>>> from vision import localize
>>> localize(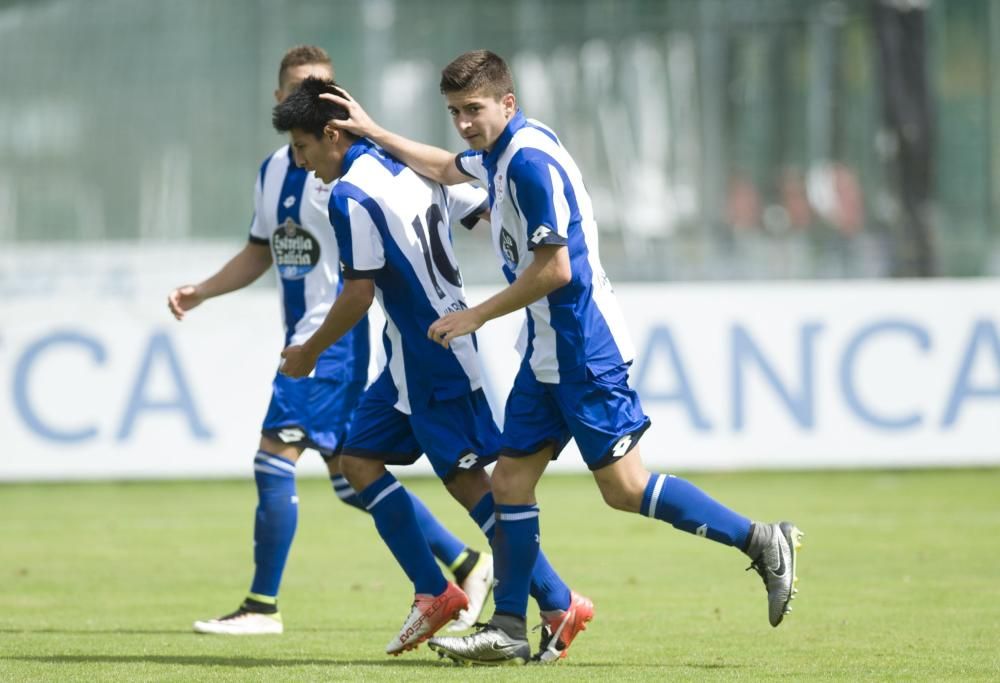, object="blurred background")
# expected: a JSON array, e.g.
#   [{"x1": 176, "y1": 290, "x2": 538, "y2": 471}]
[
  {"x1": 1, "y1": 0, "x2": 998, "y2": 479},
  {"x1": 2, "y1": 0, "x2": 1000, "y2": 280}
]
